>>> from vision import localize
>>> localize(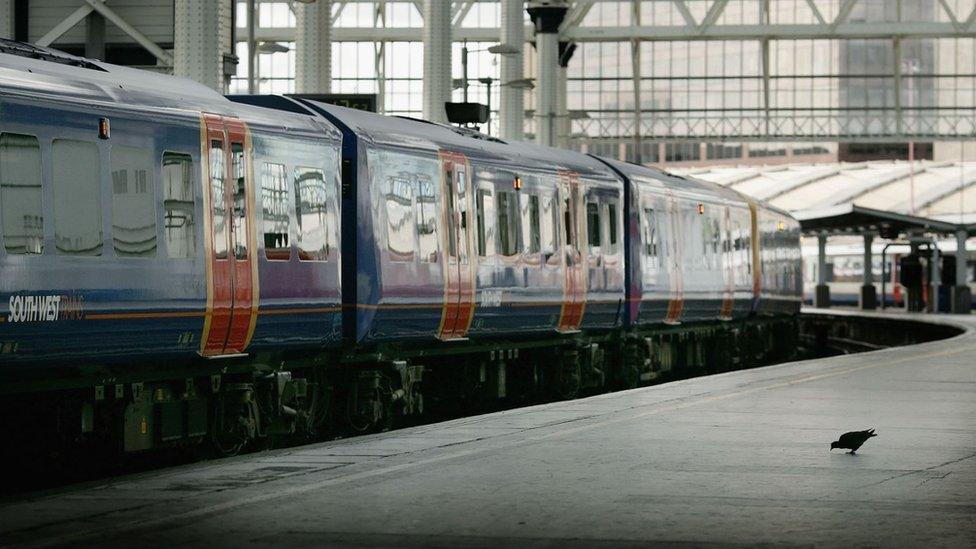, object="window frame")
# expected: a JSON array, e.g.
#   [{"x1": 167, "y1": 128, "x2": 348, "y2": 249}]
[
  {"x1": 161, "y1": 151, "x2": 197, "y2": 260},
  {"x1": 293, "y1": 165, "x2": 331, "y2": 262},
  {"x1": 52, "y1": 138, "x2": 103, "y2": 257},
  {"x1": 495, "y1": 189, "x2": 521, "y2": 258},
  {"x1": 260, "y1": 161, "x2": 291, "y2": 261},
  {"x1": 0, "y1": 132, "x2": 44, "y2": 256},
  {"x1": 110, "y1": 145, "x2": 157, "y2": 259}
]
